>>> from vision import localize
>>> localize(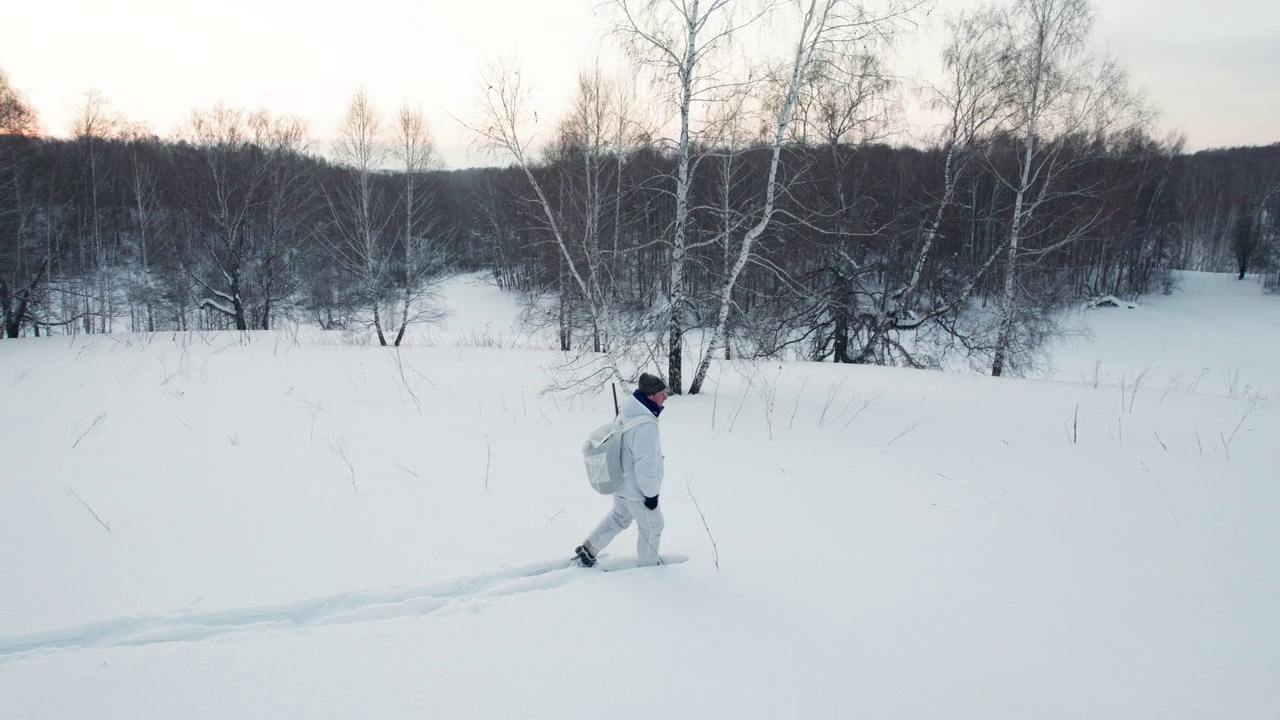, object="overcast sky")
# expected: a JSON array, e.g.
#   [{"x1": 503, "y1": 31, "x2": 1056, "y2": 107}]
[{"x1": 2, "y1": 0, "x2": 1275, "y2": 168}]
